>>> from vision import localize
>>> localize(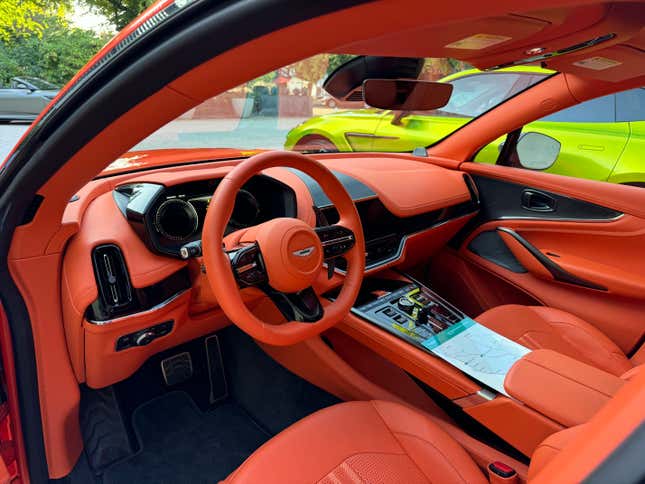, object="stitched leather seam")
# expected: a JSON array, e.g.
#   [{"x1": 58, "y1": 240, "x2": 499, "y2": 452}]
[{"x1": 370, "y1": 401, "x2": 470, "y2": 484}]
